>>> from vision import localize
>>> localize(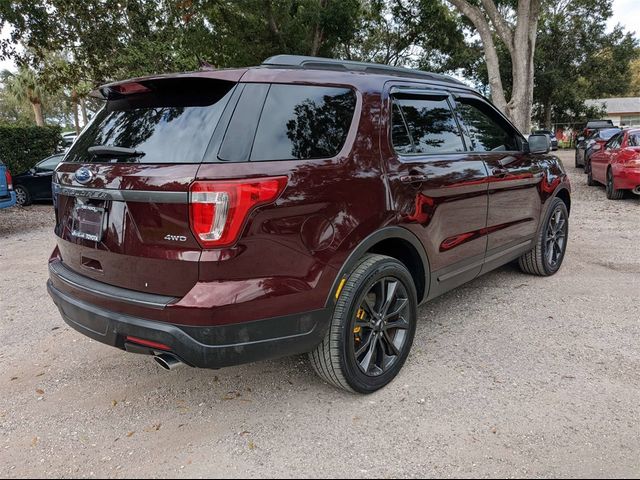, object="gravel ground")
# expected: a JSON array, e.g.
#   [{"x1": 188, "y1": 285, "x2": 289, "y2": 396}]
[{"x1": 0, "y1": 150, "x2": 638, "y2": 478}]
